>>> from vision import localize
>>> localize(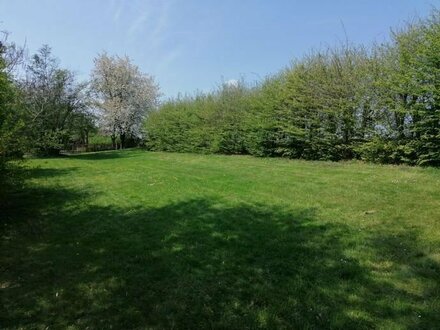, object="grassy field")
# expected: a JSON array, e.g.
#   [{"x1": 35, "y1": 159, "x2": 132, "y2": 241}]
[{"x1": 1, "y1": 149, "x2": 440, "y2": 329}]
